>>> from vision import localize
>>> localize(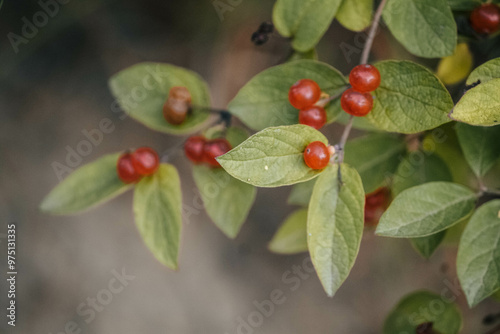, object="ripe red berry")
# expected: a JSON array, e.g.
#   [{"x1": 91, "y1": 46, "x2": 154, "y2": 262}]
[
  {"x1": 117, "y1": 153, "x2": 142, "y2": 184},
  {"x1": 349, "y1": 64, "x2": 381, "y2": 93},
  {"x1": 203, "y1": 138, "x2": 232, "y2": 168},
  {"x1": 131, "y1": 147, "x2": 160, "y2": 176},
  {"x1": 303, "y1": 141, "x2": 330, "y2": 170},
  {"x1": 364, "y1": 187, "x2": 391, "y2": 227},
  {"x1": 299, "y1": 106, "x2": 327, "y2": 129},
  {"x1": 288, "y1": 79, "x2": 322, "y2": 109},
  {"x1": 470, "y1": 4, "x2": 500, "y2": 34},
  {"x1": 340, "y1": 88, "x2": 373, "y2": 117},
  {"x1": 184, "y1": 136, "x2": 207, "y2": 164}
]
